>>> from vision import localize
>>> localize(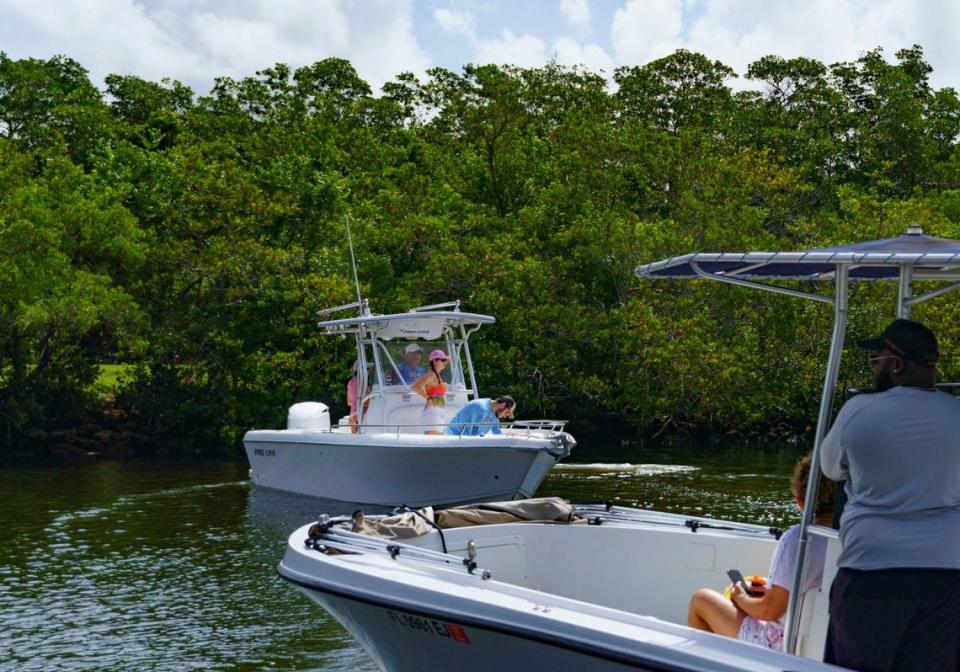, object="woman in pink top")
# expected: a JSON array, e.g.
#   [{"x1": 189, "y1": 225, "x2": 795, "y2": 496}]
[{"x1": 411, "y1": 350, "x2": 450, "y2": 434}]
